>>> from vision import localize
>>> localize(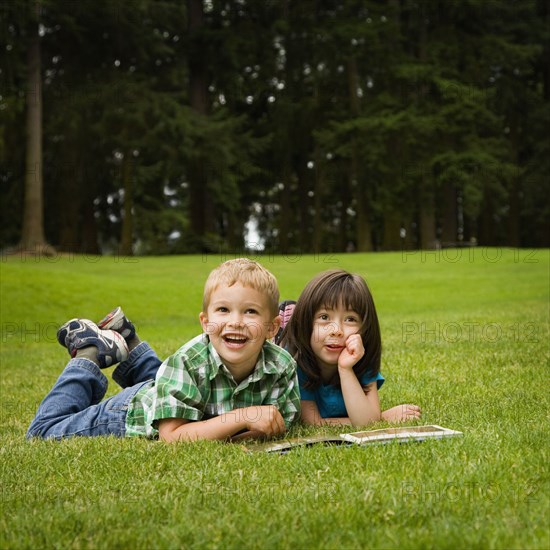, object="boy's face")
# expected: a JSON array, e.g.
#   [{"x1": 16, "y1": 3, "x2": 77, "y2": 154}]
[{"x1": 199, "y1": 283, "x2": 280, "y2": 382}]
